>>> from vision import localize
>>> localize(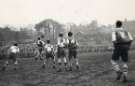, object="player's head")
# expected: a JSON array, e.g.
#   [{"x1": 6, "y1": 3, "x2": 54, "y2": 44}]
[
  {"x1": 116, "y1": 20, "x2": 122, "y2": 28},
  {"x1": 68, "y1": 31, "x2": 73, "y2": 37},
  {"x1": 46, "y1": 40, "x2": 50, "y2": 44},
  {"x1": 14, "y1": 42, "x2": 18, "y2": 46},
  {"x1": 59, "y1": 32, "x2": 63, "y2": 37},
  {"x1": 37, "y1": 37, "x2": 40, "y2": 40}
]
